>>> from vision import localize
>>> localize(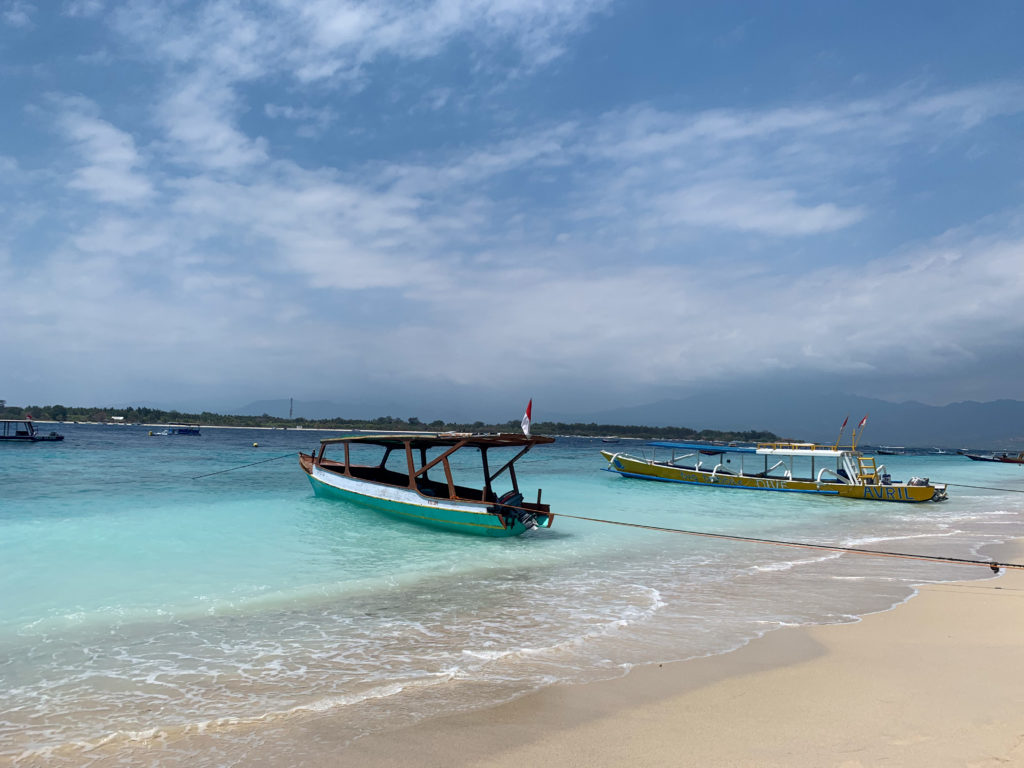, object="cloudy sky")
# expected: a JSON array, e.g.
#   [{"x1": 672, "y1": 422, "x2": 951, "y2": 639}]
[{"x1": 2, "y1": 1, "x2": 1023, "y2": 419}]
